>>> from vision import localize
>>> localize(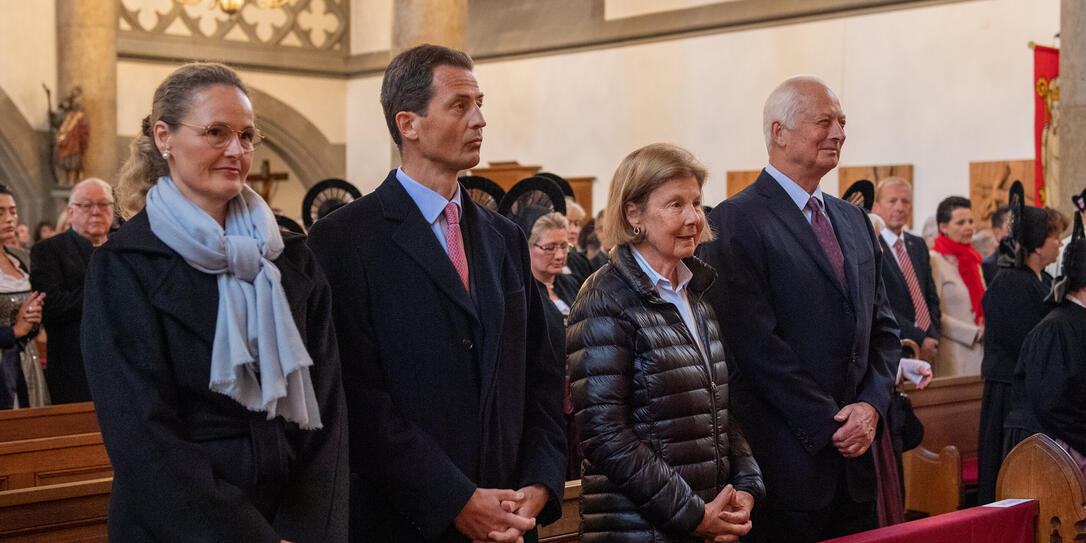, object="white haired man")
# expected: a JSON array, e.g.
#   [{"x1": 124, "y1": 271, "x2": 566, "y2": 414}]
[{"x1": 699, "y1": 76, "x2": 900, "y2": 541}]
